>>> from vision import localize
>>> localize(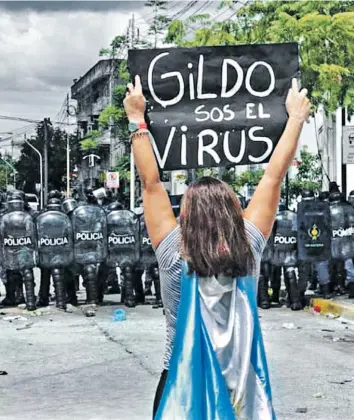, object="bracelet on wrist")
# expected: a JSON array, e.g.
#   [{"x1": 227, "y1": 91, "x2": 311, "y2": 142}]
[{"x1": 130, "y1": 129, "x2": 150, "y2": 142}]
